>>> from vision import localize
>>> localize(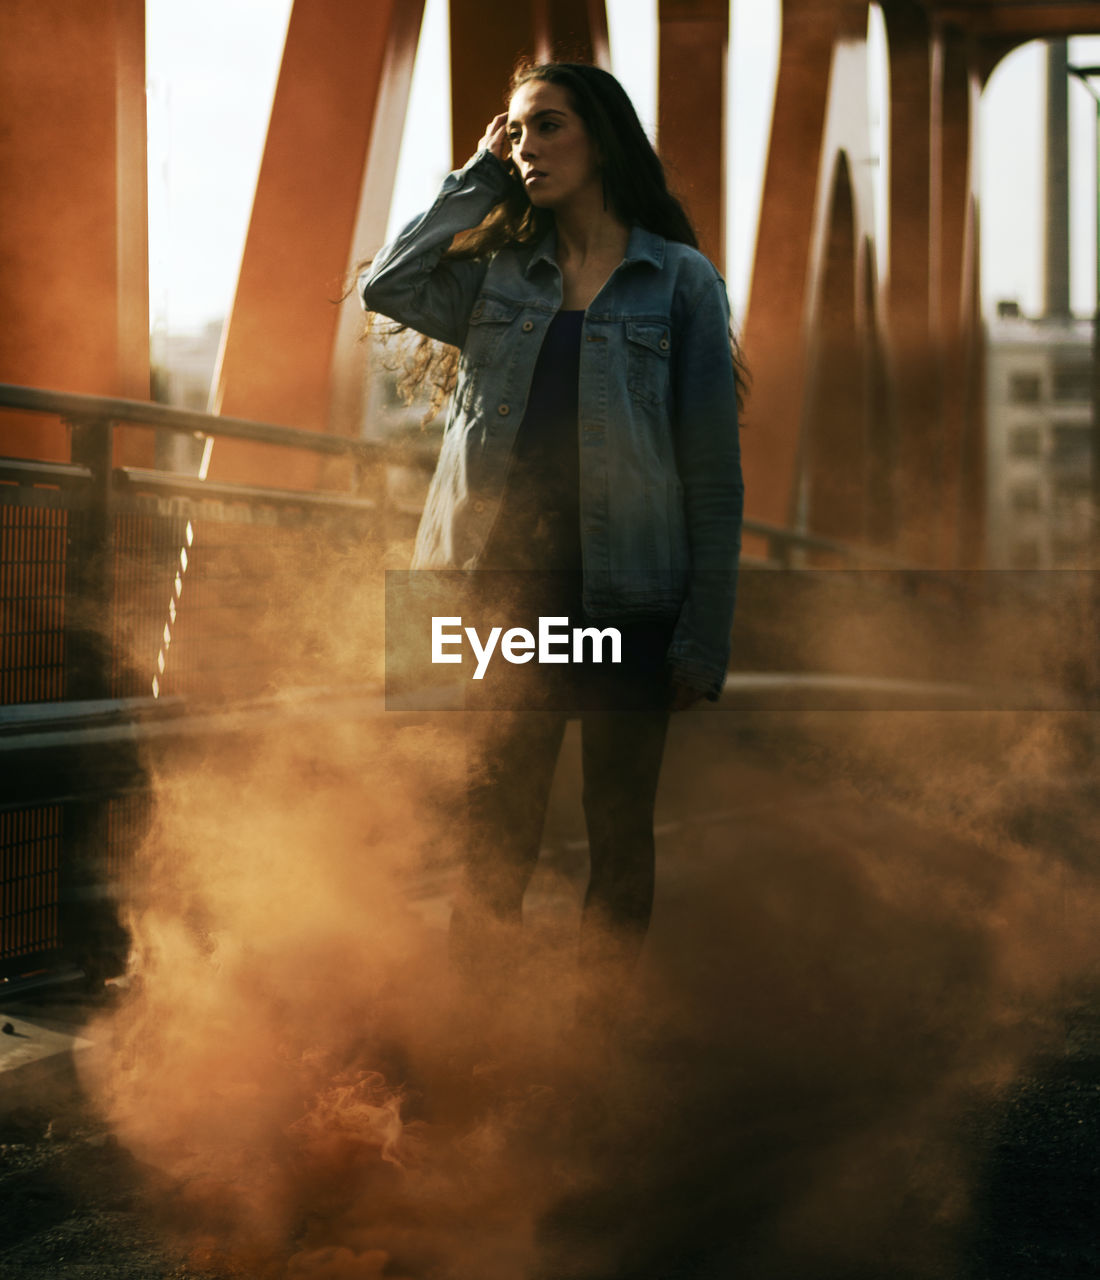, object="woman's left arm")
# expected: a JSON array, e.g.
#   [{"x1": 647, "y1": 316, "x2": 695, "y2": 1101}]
[{"x1": 667, "y1": 276, "x2": 745, "y2": 702}]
